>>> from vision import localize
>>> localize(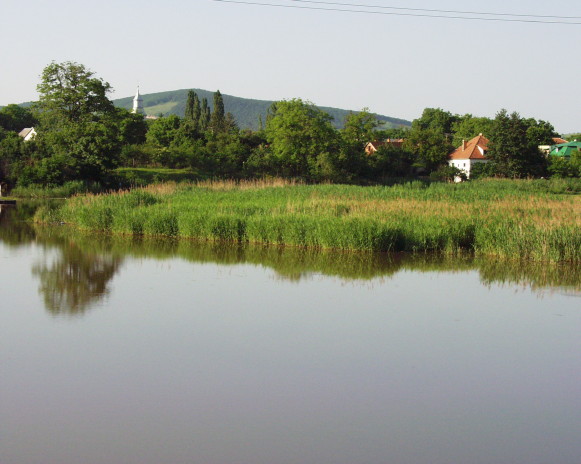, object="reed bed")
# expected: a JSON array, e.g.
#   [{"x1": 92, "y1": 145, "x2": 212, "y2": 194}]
[{"x1": 35, "y1": 179, "x2": 581, "y2": 262}]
